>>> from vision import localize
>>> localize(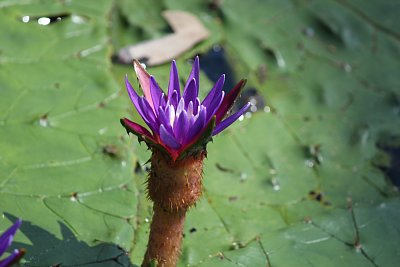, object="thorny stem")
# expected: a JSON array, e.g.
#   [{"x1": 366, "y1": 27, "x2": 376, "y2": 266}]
[
  {"x1": 143, "y1": 204, "x2": 186, "y2": 267},
  {"x1": 142, "y1": 150, "x2": 205, "y2": 267}
]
